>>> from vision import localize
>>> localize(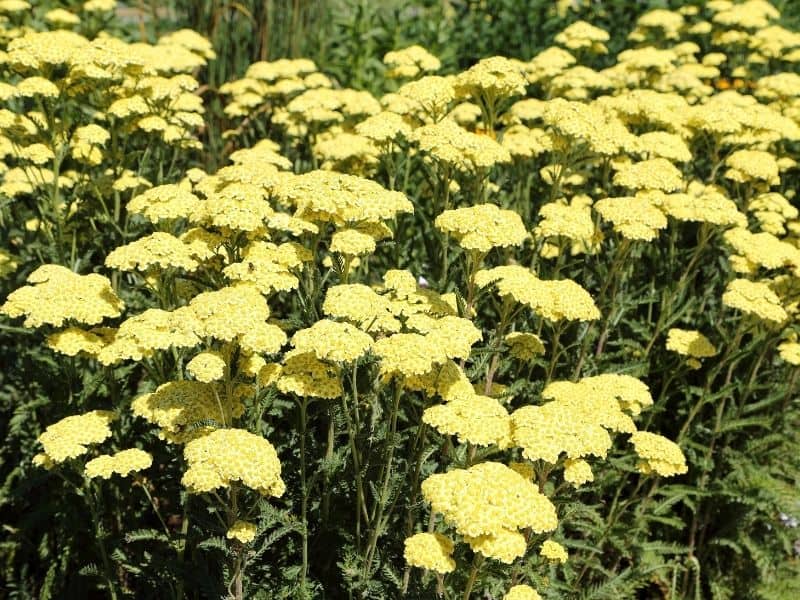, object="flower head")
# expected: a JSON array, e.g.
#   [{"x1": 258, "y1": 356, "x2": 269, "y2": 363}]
[
  {"x1": 435, "y1": 204, "x2": 528, "y2": 253},
  {"x1": 465, "y1": 528, "x2": 527, "y2": 563},
  {"x1": 421, "y1": 462, "x2": 557, "y2": 537},
  {"x1": 540, "y1": 539, "x2": 569, "y2": 563},
  {"x1": 384, "y1": 45, "x2": 441, "y2": 79},
  {"x1": 1, "y1": 265, "x2": 123, "y2": 328},
  {"x1": 665, "y1": 329, "x2": 717, "y2": 358},
  {"x1": 722, "y1": 279, "x2": 788, "y2": 323},
  {"x1": 85, "y1": 448, "x2": 152, "y2": 479},
  {"x1": 291, "y1": 320, "x2": 373, "y2": 363},
  {"x1": 629, "y1": 431, "x2": 688, "y2": 477},
  {"x1": 37, "y1": 410, "x2": 116, "y2": 464},
  {"x1": 182, "y1": 429, "x2": 284, "y2": 496},
  {"x1": 503, "y1": 585, "x2": 542, "y2": 600},
  {"x1": 226, "y1": 521, "x2": 258, "y2": 544},
  {"x1": 403, "y1": 532, "x2": 455, "y2": 573},
  {"x1": 424, "y1": 394, "x2": 512, "y2": 447}
]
